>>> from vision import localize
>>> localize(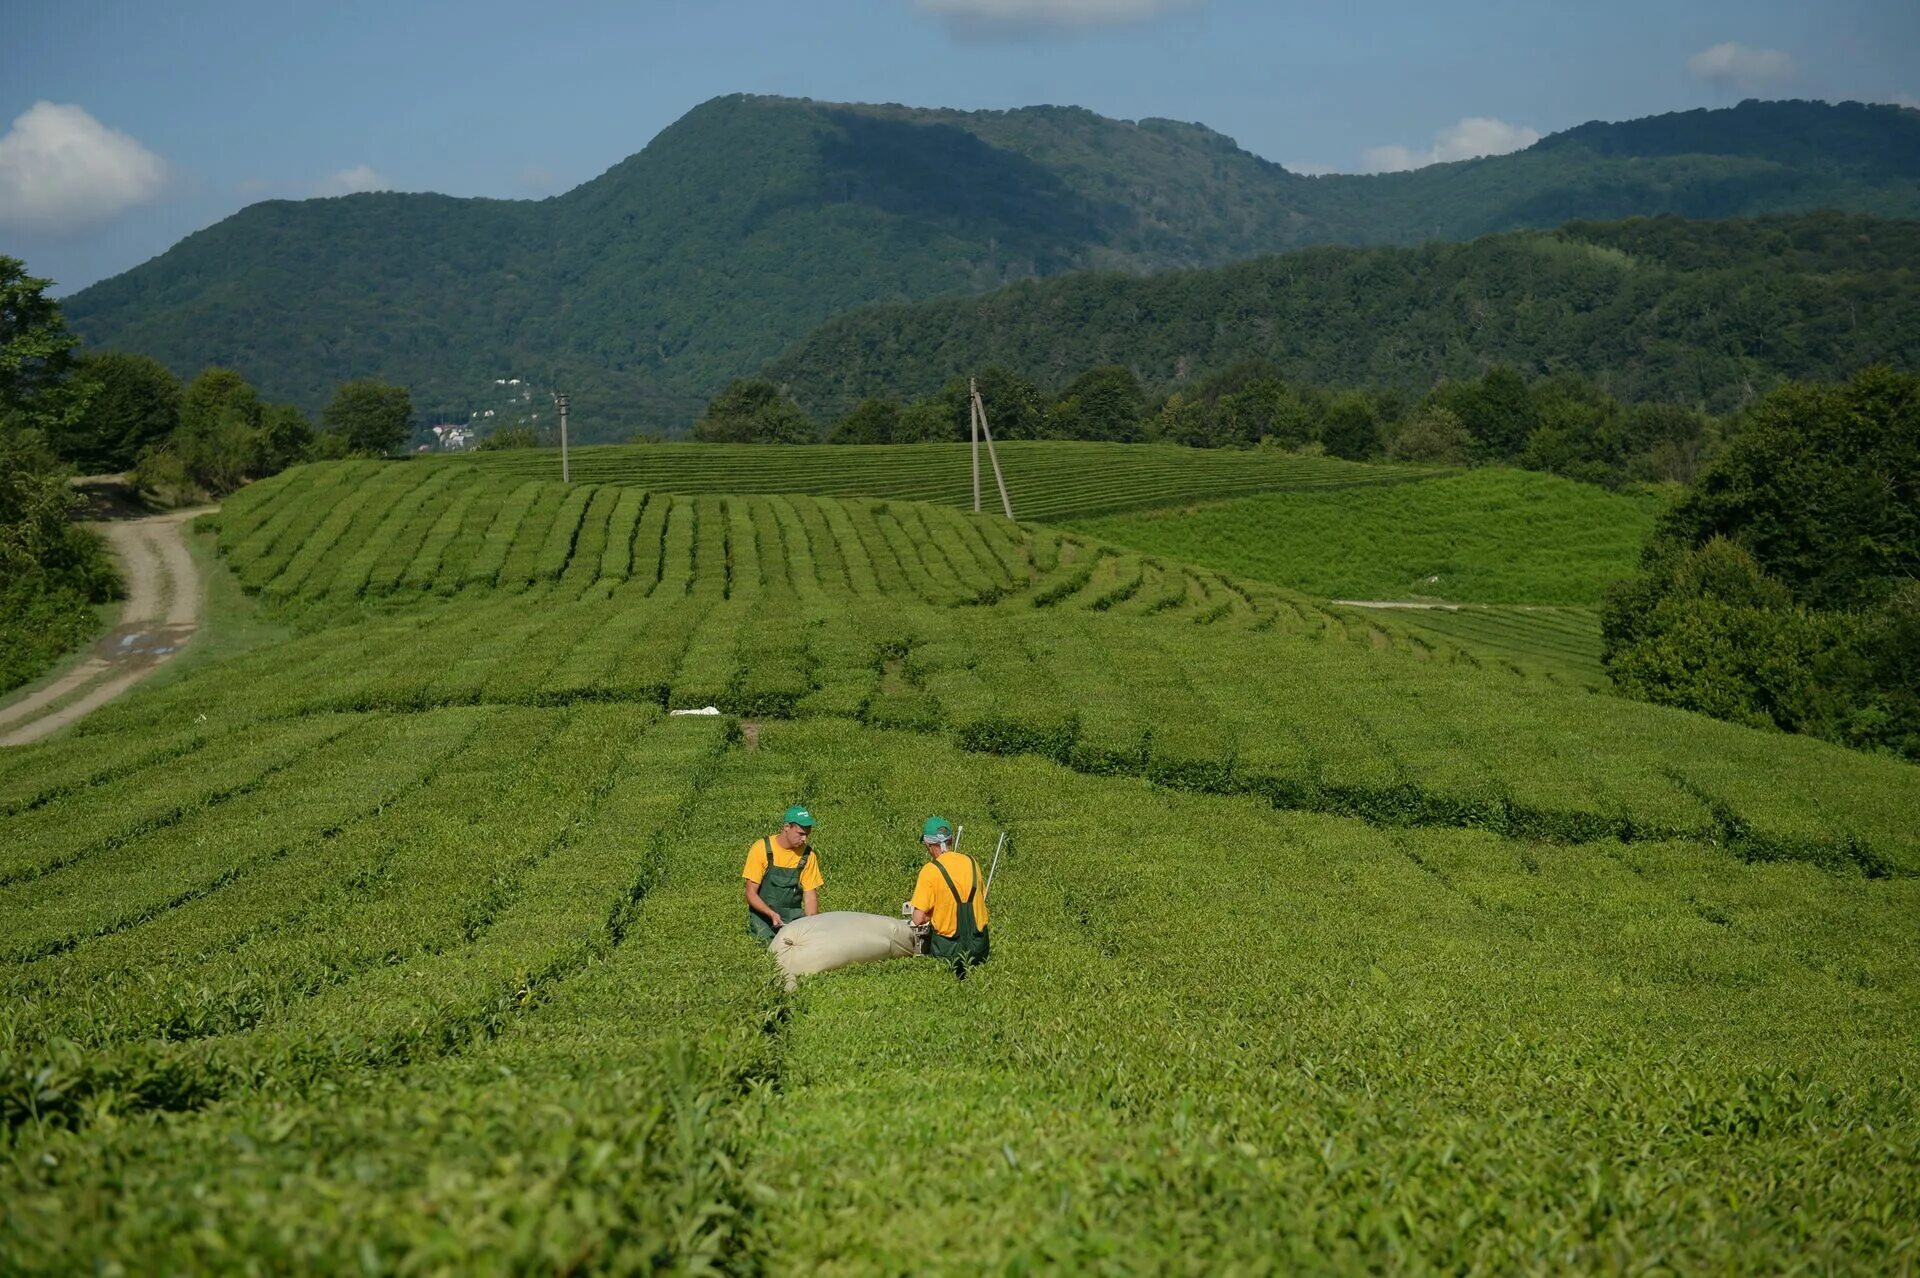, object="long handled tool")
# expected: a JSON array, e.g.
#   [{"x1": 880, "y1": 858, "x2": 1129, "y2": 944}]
[{"x1": 983, "y1": 831, "x2": 1007, "y2": 901}]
